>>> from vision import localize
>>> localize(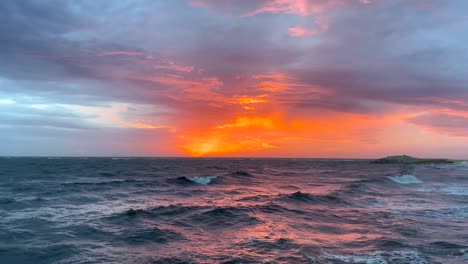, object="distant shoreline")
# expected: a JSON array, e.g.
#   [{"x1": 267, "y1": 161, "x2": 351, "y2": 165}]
[{"x1": 372, "y1": 155, "x2": 456, "y2": 164}]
